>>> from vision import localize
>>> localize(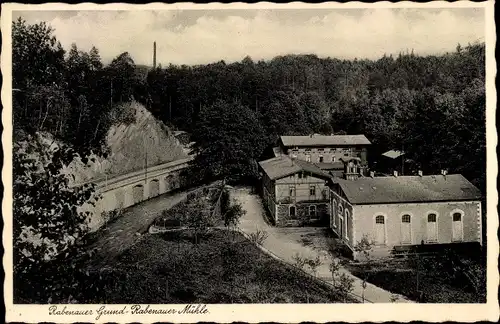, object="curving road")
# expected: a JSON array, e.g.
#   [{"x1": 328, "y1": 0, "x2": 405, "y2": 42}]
[
  {"x1": 232, "y1": 186, "x2": 414, "y2": 303},
  {"x1": 83, "y1": 187, "x2": 200, "y2": 268}
]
